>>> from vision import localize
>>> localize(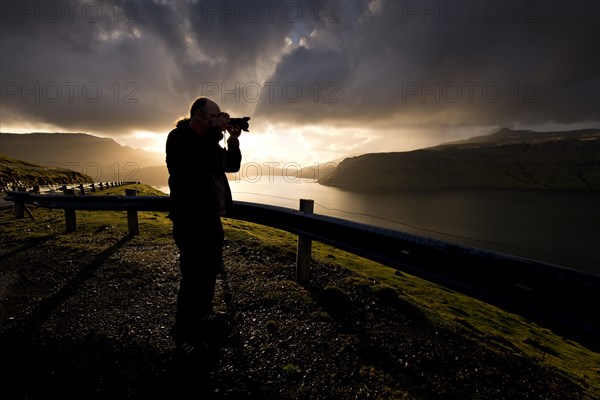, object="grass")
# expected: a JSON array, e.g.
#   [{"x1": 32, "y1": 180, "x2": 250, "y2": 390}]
[
  {"x1": 281, "y1": 363, "x2": 302, "y2": 375},
  {"x1": 1, "y1": 183, "x2": 599, "y2": 397}
]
